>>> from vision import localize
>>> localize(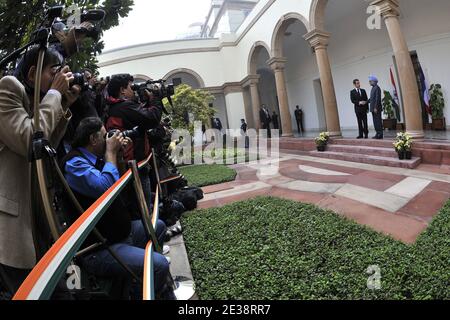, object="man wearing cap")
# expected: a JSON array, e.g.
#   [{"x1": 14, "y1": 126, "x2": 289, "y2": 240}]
[{"x1": 369, "y1": 75, "x2": 383, "y2": 139}]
